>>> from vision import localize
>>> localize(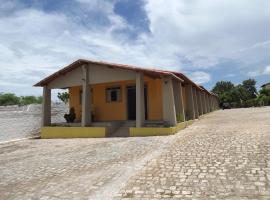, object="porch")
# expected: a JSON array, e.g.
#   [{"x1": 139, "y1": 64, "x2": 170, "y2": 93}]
[
  {"x1": 35, "y1": 59, "x2": 219, "y2": 138},
  {"x1": 42, "y1": 120, "x2": 191, "y2": 138}
]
